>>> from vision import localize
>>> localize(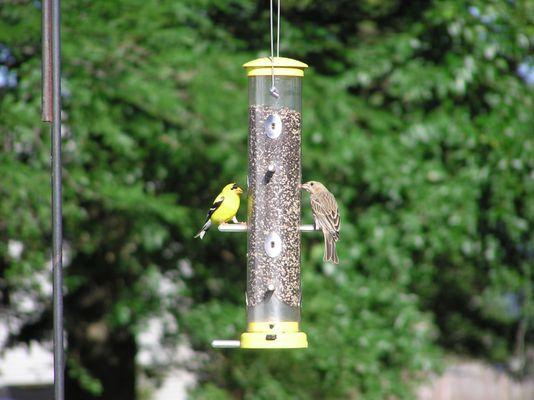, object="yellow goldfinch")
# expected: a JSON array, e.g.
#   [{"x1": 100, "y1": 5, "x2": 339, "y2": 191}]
[
  {"x1": 195, "y1": 183, "x2": 244, "y2": 239},
  {"x1": 301, "y1": 181, "x2": 340, "y2": 264}
]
